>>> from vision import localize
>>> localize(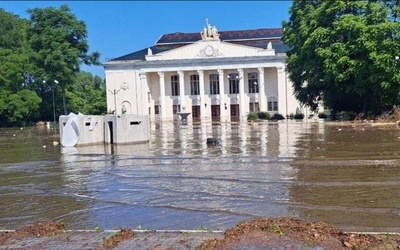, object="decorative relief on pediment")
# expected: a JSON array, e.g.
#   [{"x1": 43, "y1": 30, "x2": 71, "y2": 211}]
[{"x1": 198, "y1": 45, "x2": 222, "y2": 58}]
